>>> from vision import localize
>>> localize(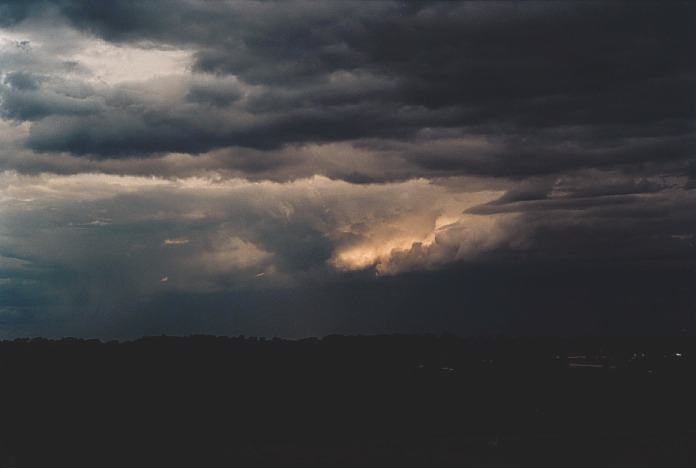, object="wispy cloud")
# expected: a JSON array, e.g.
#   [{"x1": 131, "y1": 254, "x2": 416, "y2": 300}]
[{"x1": 163, "y1": 238, "x2": 189, "y2": 246}]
